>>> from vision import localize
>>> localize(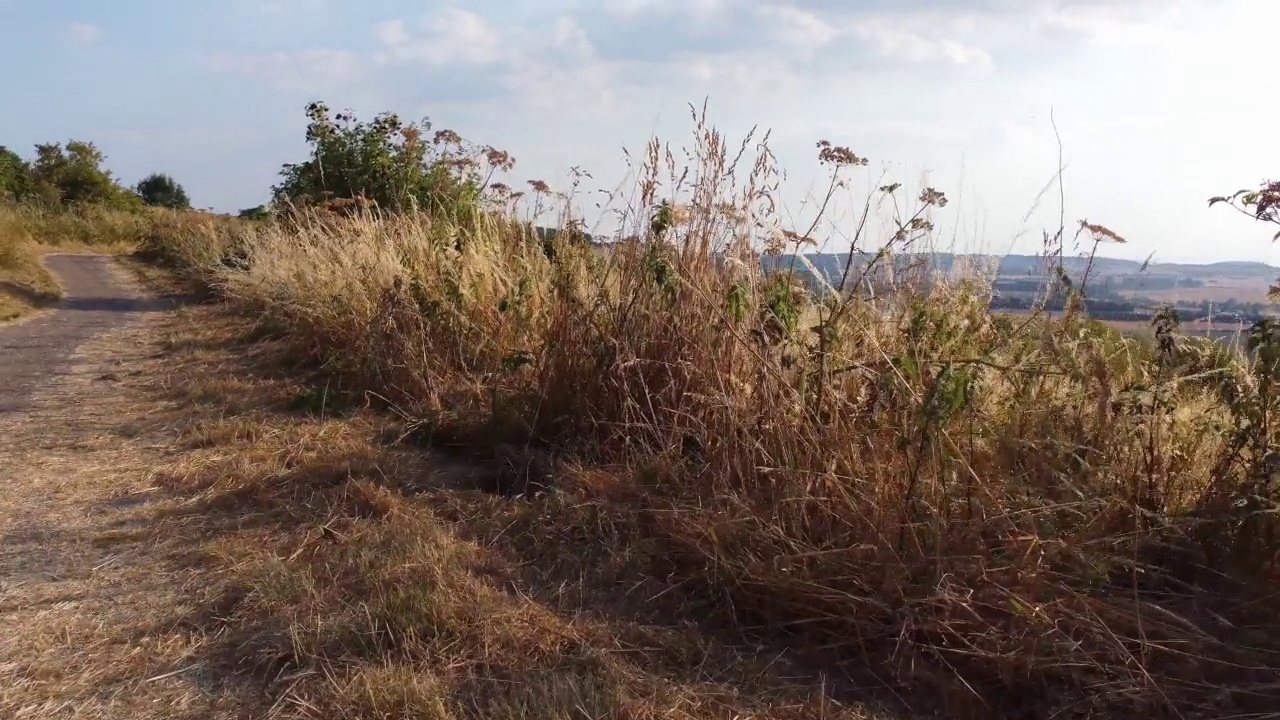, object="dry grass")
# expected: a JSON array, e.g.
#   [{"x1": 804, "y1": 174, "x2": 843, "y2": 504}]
[
  {"x1": 119, "y1": 306, "x2": 897, "y2": 720},
  {"x1": 6, "y1": 202, "x2": 152, "y2": 251},
  {"x1": 1104, "y1": 318, "x2": 1250, "y2": 343},
  {"x1": 0, "y1": 202, "x2": 161, "y2": 320},
  {"x1": 122, "y1": 119, "x2": 1280, "y2": 719},
  {"x1": 0, "y1": 207, "x2": 60, "y2": 321},
  {"x1": 0, "y1": 307, "x2": 251, "y2": 718}
]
